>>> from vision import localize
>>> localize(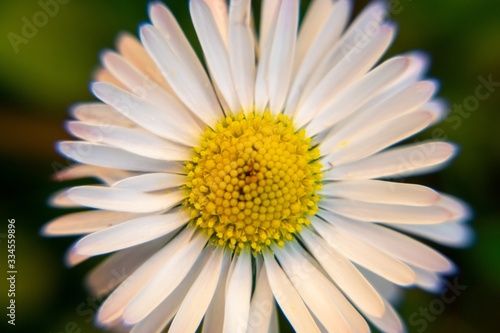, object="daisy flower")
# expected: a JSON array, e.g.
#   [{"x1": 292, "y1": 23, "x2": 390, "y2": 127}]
[{"x1": 44, "y1": 0, "x2": 473, "y2": 332}]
